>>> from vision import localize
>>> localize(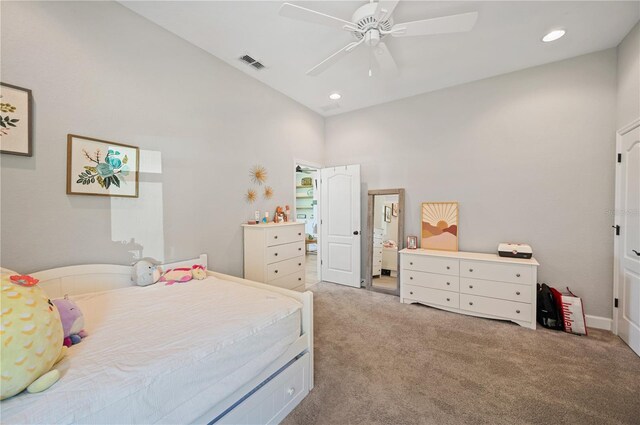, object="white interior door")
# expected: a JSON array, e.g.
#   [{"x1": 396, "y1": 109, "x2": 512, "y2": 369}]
[
  {"x1": 615, "y1": 122, "x2": 640, "y2": 357},
  {"x1": 320, "y1": 165, "x2": 361, "y2": 287}
]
